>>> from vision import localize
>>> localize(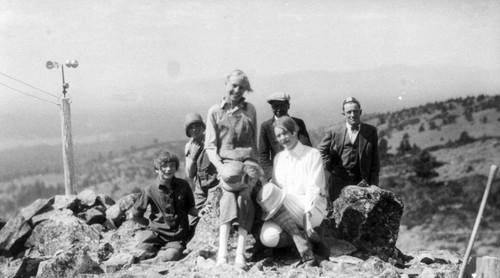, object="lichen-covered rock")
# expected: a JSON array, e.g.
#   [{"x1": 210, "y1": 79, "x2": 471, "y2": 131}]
[
  {"x1": 97, "y1": 193, "x2": 116, "y2": 208},
  {"x1": 0, "y1": 198, "x2": 53, "y2": 257},
  {"x1": 98, "y1": 242, "x2": 114, "y2": 262},
  {"x1": 79, "y1": 206, "x2": 107, "y2": 225},
  {"x1": 102, "y1": 253, "x2": 138, "y2": 273},
  {"x1": 186, "y1": 186, "x2": 223, "y2": 255},
  {"x1": 410, "y1": 250, "x2": 462, "y2": 265},
  {"x1": 403, "y1": 250, "x2": 461, "y2": 278},
  {"x1": 10, "y1": 256, "x2": 46, "y2": 278},
  {"x1": 326, "y1": 185, "x2": 404, "y2": 262},
  {"x1": 36, "y1": 246, "x2": 103, "y2": 277},
  {"x1": 25, "y1": 213, "x2": 100, "y2": 256},
  {"x1": 78, "y1": 189, "x2": 104, "y2": 208},
  {"x1": 106, "y1": 193, "x2": 139, "y2": 227},
  {"x1": 31, "y1": 208, "x2": 73, "y2": 226},
  {"x1": 419, "y1": 267, "x2": 438, "y2": 278},
  {"x1": 50, "y1": 195, "x2": 79, "y2": 212}
]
